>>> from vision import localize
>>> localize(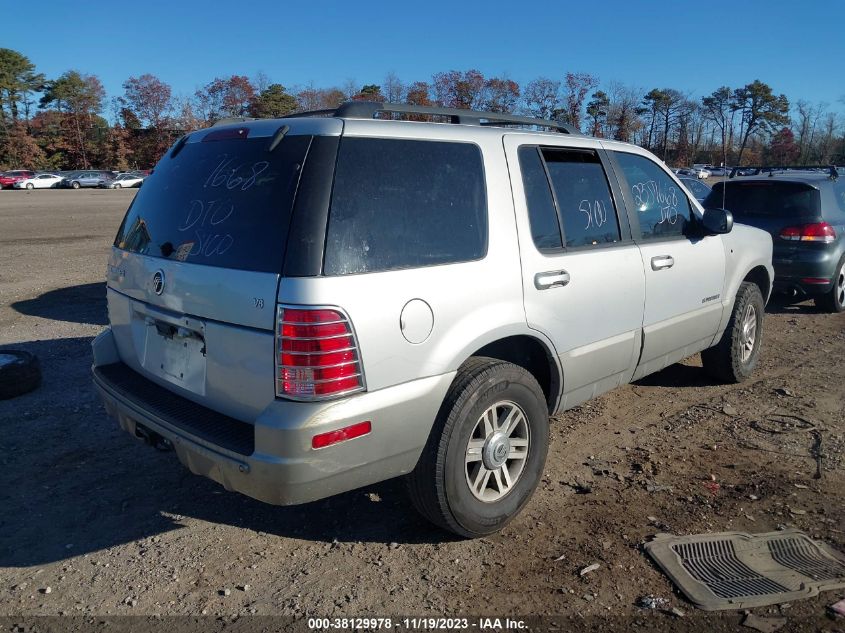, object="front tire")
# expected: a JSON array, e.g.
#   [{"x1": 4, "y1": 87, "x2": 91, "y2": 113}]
[
  {"x1": 71, "y1": 181, "x2": 80, "y2": 189},
  {"x1": 701, "y1": 281, "x2": 765, "y2": 382},
  {"x1": 407, "y1": 357, "x2": 549, "y2": 538},
  {"x1": 25, "y1": 183, "x2": 34, "y2": 190},
  {"x1": 113, "y1": 183, "x2": 121, "y2": 189},
  {"x1": 815, "y1": 255, "x2": 845, "y2": 313}
]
